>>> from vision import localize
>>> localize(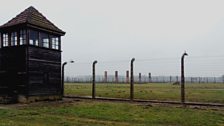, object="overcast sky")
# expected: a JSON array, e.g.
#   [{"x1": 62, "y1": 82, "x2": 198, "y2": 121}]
[{"x1": 1, "y1": 0, "x2": 224, "y2": 77}]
